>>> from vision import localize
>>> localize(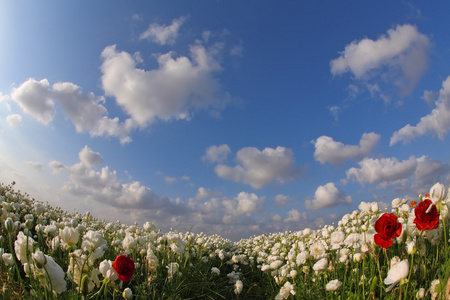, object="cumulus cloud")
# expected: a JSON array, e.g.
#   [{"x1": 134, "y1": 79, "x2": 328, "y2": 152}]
[
  {"x1": 188, "y1": 190, "x2": 265, "y2": 225},
  {"x1": 10, "y1": 78, "x2": 132, "y2": 144},
  {"x1": 6, "y1": 114, "x2": 22, "y2": 127},
  {"x1": 313, "y1": 132, "x2": 380, "y2": 167},
  {"x1": 273, "y1": 194, "x2": 295, "y2": 207},
  {"x1": 390, "y1": 76, "x2": 450, "y2": 145},
  {"x1": 284, "y1": 209, "x2": 307, "y2": 223},
  {"x1": 140, "y1": 16, "x2": 187, "y2": 45},
  {"x1": 214, "y1": 146, "x2": 302, "y2": 189},
  {"x1": 331, "y1": 24, "x2": 430, "y2": 96},
  {"x1": 11, "y1": 78, "x2": 55, "y2": 124},
  {"x1": 203, "y1": 144, "x2": 231, "y2": 163},
  {"x1": 48, "y1": 161, "x2": 67, "y2": 174},
  {"x1": 53, "y1": 82, "x2": 132, "y2": 144},
  {"x1": 51, "y1": 146, "x2": 187, "y2": 216},
  {"x1": 100, "y1": 44, "x2": 228, "y2": 127},
  {"x1": 305, "y1": 182, "x2": 352, "y2": 210},
  {"x1": 346, "y1": 156, "x2": 418, "y2": 186}
]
